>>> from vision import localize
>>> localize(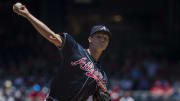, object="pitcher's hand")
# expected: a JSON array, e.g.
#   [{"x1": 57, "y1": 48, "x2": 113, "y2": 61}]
[{"x1": 13, "y1": 2, "x2": 30, "y2": 18}]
